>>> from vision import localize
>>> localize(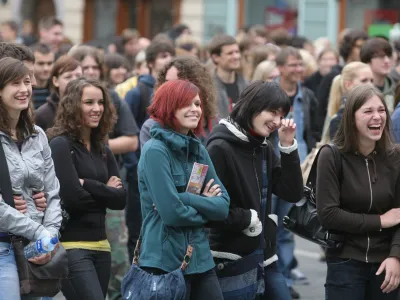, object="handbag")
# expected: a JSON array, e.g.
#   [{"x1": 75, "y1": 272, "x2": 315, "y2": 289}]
[
  {"x1": 214, "y1": 145, "x2": 272, "y2": 300},
  {"x1": 0, "y1": 140, "x2": 69, "y2": 297},
  {"x1": 121, "y1": 232, "x2": 193, "y2": 300},
  {"x1": 283, "y1": 144, "x2": 345, "y2": 249}
]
